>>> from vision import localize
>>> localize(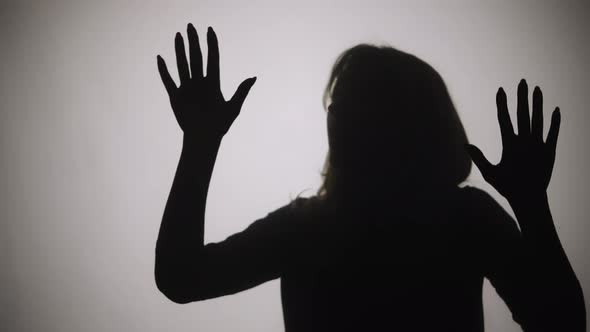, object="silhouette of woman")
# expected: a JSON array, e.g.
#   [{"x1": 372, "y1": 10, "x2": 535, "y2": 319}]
[{"x1": 154, "y1": 24, "x2": 586, "y2": 331}]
